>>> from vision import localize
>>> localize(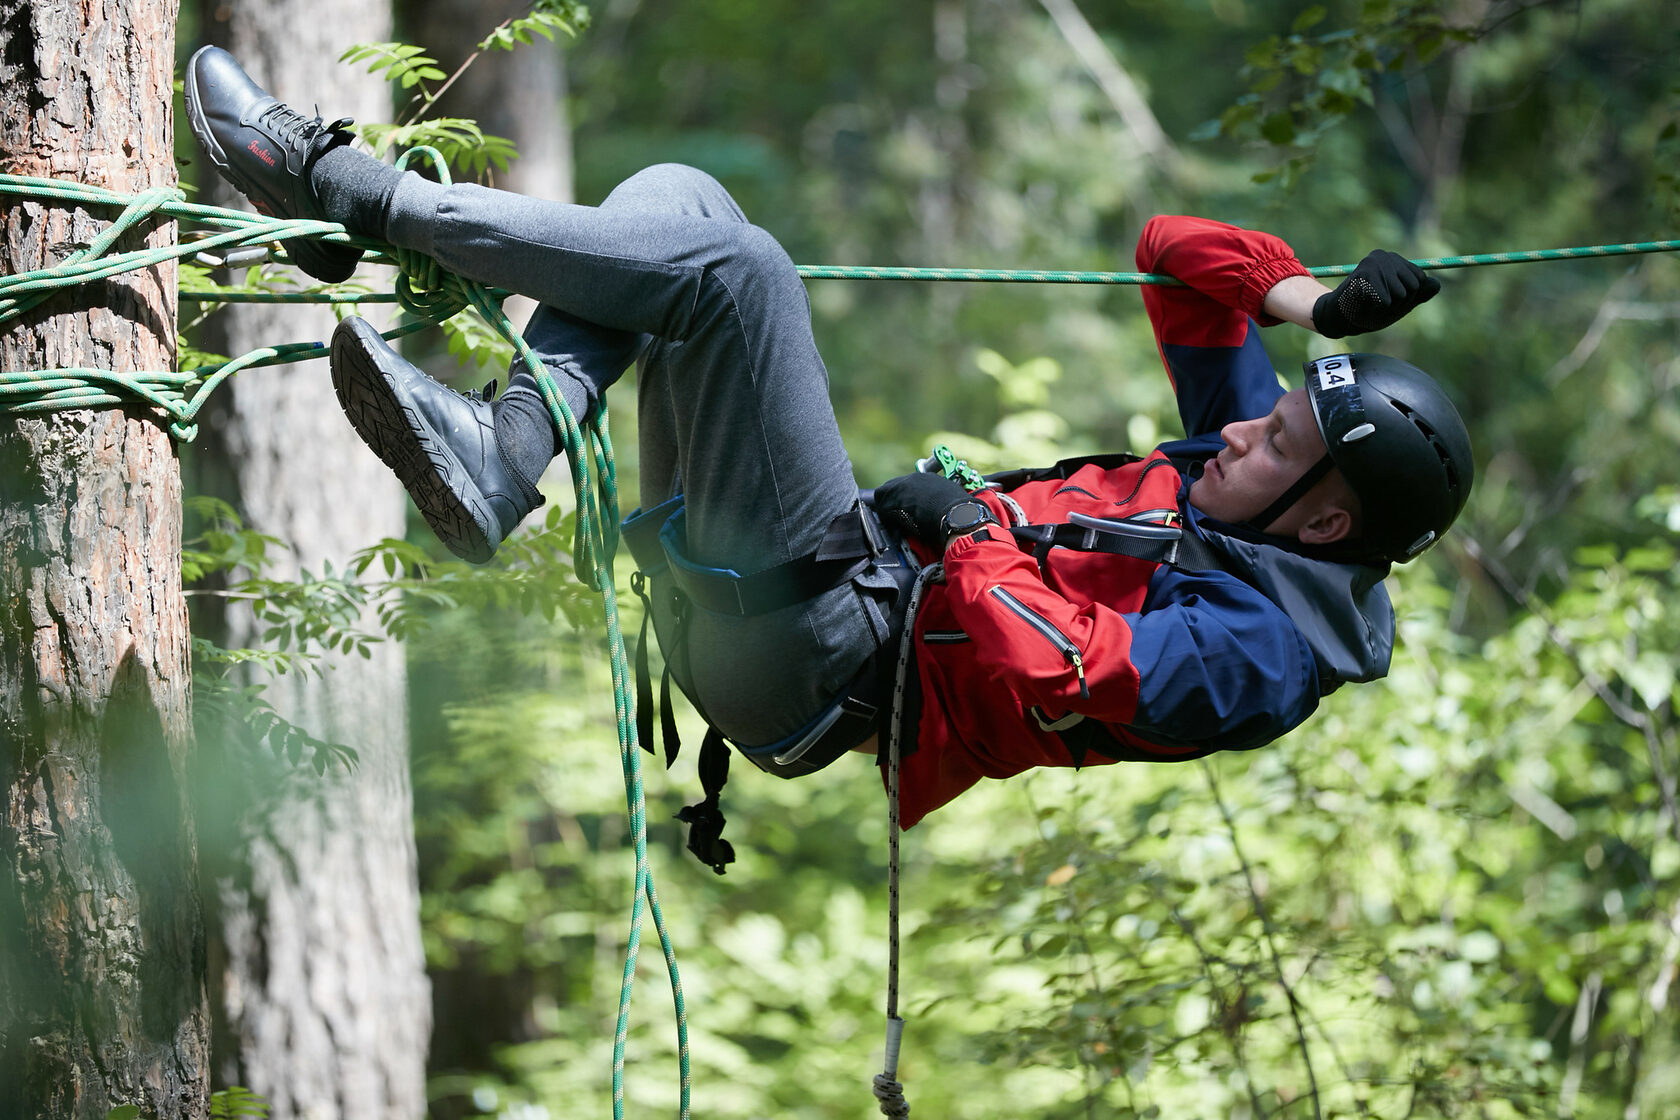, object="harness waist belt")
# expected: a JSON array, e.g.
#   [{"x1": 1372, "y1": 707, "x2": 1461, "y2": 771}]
[{"x1": 657, "y1": 504, "x2": 887, "y2": 617}]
